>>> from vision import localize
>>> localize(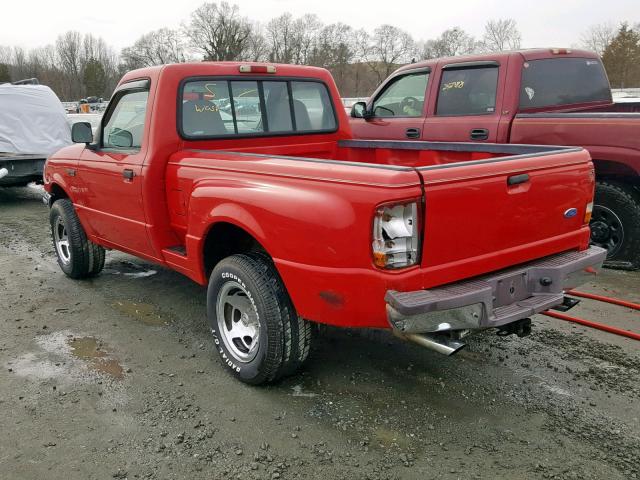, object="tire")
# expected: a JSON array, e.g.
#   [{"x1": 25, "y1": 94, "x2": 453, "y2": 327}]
[
  {"x1": 49, "y1": 199, "x2": 105, "y2": 279},
  {"x1": 207, "y1": 253, "x2": 311, "y2": 385},
  {"x1": 591, "y1": 181, "x2": 640, "y2": 269}
]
